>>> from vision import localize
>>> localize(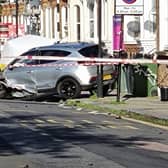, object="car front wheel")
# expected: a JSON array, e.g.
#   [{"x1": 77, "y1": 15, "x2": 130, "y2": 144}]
[
  {"x1": 56, "y1": 78, "x2": 81, "y2": 99},
  {"x1": 0, "y1": 84, "x2": 7, "y2": 98}
]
